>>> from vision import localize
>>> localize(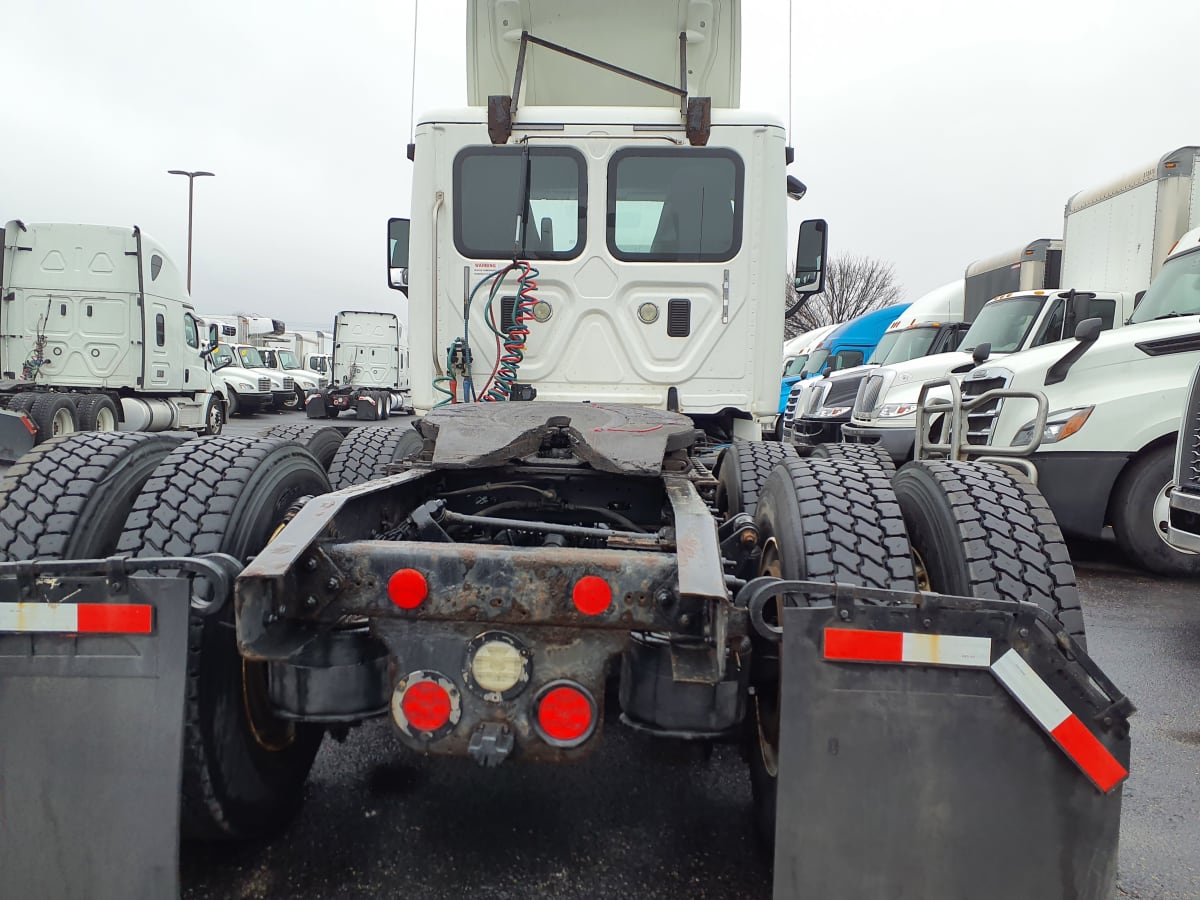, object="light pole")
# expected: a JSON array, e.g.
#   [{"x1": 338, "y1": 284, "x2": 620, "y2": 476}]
[{"x1": 167, "y1": 169, "x2": 215, "y2": 293}]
